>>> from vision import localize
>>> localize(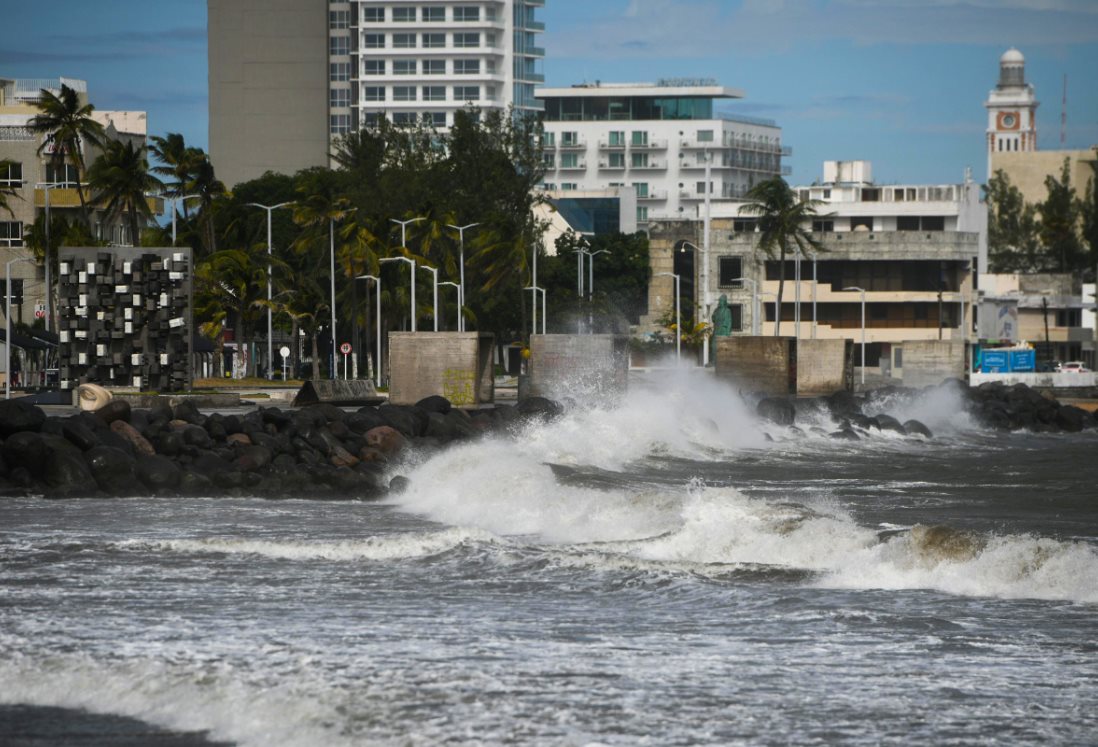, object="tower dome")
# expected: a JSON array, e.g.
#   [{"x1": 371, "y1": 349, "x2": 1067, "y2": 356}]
[{"x1": 998, "y1": 48, "x2": 1026, "y2": 87}]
